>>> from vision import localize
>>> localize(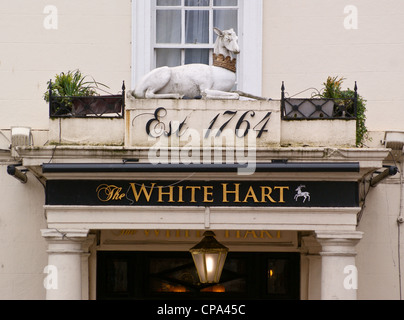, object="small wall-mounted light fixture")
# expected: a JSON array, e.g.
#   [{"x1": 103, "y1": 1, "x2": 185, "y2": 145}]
[
  {"x1": 371, "y1": 130, "x2": 404, "y2": 187},
  {"x1": 189, "y1": 231, "x2": 229, "y2": 284},
  {"x1": 7, "y1": 164, "x2": 28, "y2": 184},
  {"x1": 383, "y1": 131, "x2": 404, "y2": 150},
  {"x1": 11, "y1": 127, "x2": 32, "y2": 148},
  {"x1": 382, "y1": 131, "x2": 404, "y2": 163},
  {"x1": 10, "y1": 127, "x2": 32, "y2": 158}
]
